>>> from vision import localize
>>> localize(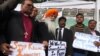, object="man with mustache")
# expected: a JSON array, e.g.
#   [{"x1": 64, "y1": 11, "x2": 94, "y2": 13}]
[
  {"x1": 87, "y1": 20, "x2": 100, "y2": 56},
  {"x1": 70, "y1": 13, "x2": 89, "y2": 56},
  {"x1": 38, "y1": 8, "x2": 58, "y2": 56},
  {"x1": 56, "y1": 16, "x2": 74, "y2": 56}
]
